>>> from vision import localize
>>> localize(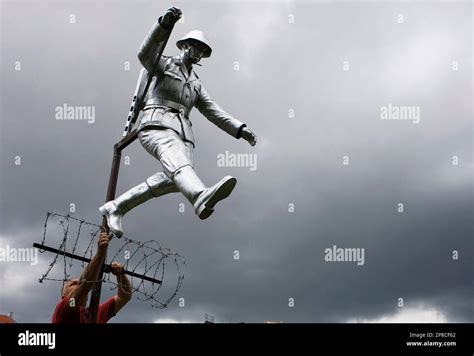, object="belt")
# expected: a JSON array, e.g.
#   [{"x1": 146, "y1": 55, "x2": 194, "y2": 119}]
[{"x1": 143, "y1": 98, "x2": 191, "y2": 118}]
